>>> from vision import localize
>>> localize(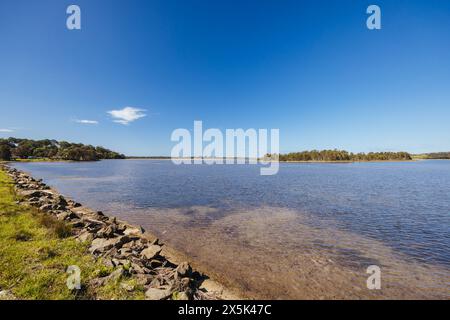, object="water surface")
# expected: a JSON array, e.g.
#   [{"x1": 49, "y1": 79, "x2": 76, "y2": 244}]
[{"x1": 14, "y1": 160, "x2": 450, "y2": 299}]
